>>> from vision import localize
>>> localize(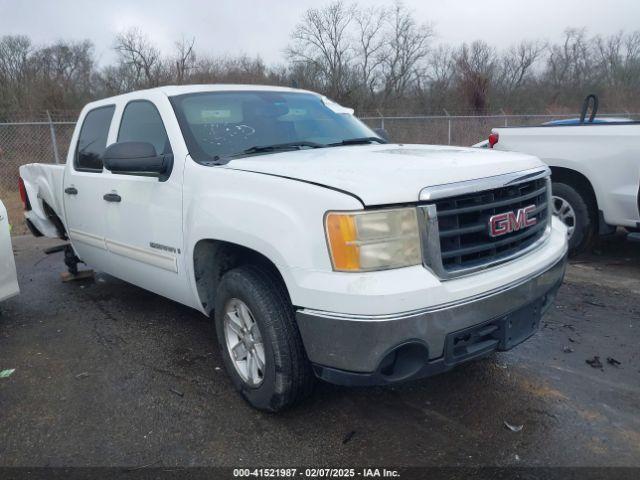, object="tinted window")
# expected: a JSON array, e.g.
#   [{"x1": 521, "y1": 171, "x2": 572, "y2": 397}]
[
  {"x1": 170, "y1": 91, "x2": 378, "y2": 163},
  {"x1": 75, "y1": 106, "x2": 115, "y2": 171},
  {"x1": 118, "y1": 101, "x2": 172, "y2": 155}
]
